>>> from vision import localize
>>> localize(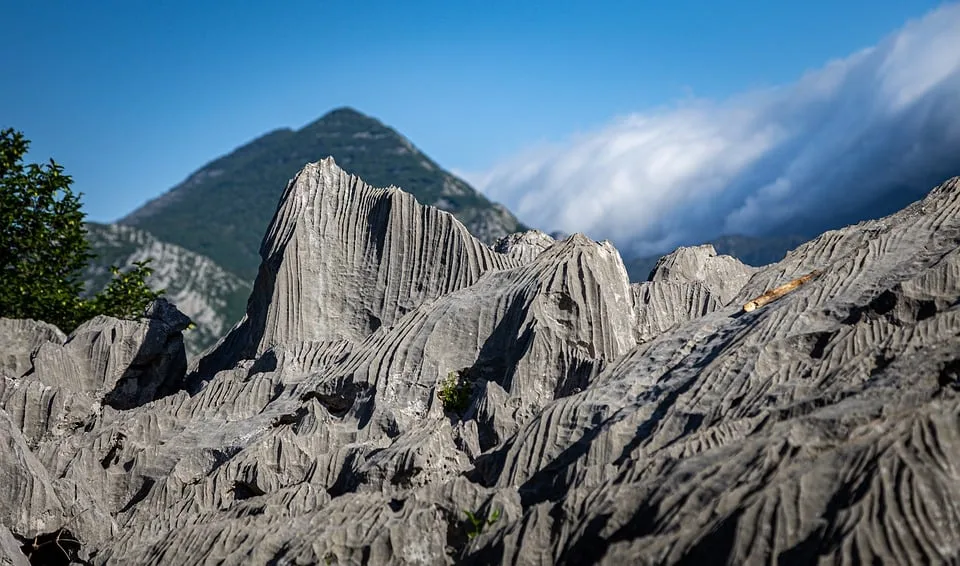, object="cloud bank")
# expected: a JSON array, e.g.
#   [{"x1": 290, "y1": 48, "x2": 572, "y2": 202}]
[{"x1": 471, "y1": 4, "x2": 960, "y2": 258}]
